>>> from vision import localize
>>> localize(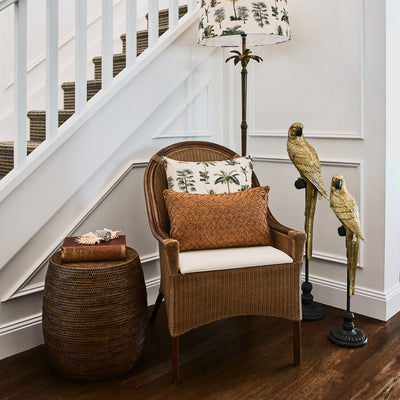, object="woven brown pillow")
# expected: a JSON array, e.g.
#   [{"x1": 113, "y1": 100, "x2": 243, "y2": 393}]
[{"x1": 163, "y1": 186, "x2": 272, "y2": 251}]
